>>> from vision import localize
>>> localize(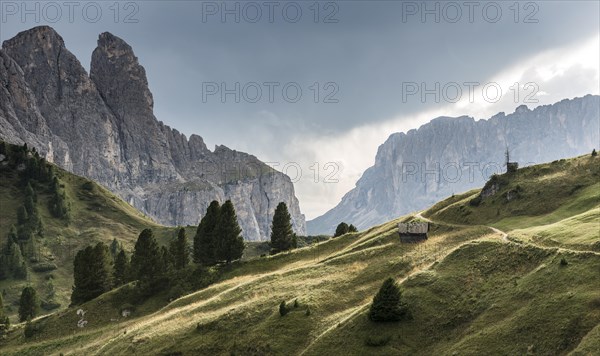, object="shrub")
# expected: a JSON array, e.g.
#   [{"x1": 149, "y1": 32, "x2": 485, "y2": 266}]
[
  {"x1": 81, "y1": 181, "x2": 95, "y2": 191},
  {"x1": 560, "y1": 257, "x2": 568, "y2": 266},
  {"x1": 365, "y1": 335, "x2": 391, "y2": 347},
  {"x1": 469, "y1": 195, "x2": 482, "y2": 207},
  {"x1": 32, "y1": 262, "x2": 57, "y2": 272},
  {"x1": 305, "y1": 307, "x2": 311, "y2": 316},
  {"x1": 41, "y1": 299, "x2": 61, "y2": 311},
  {"x1": 293, "y1": 299, "x2": 299, "y2": 308},
  {"x1": 24, "y1": 320, "x2": 41, "y2": 338},
  {"x1": 279, "y1": 301, "x2": 288, "y2": 316}
]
